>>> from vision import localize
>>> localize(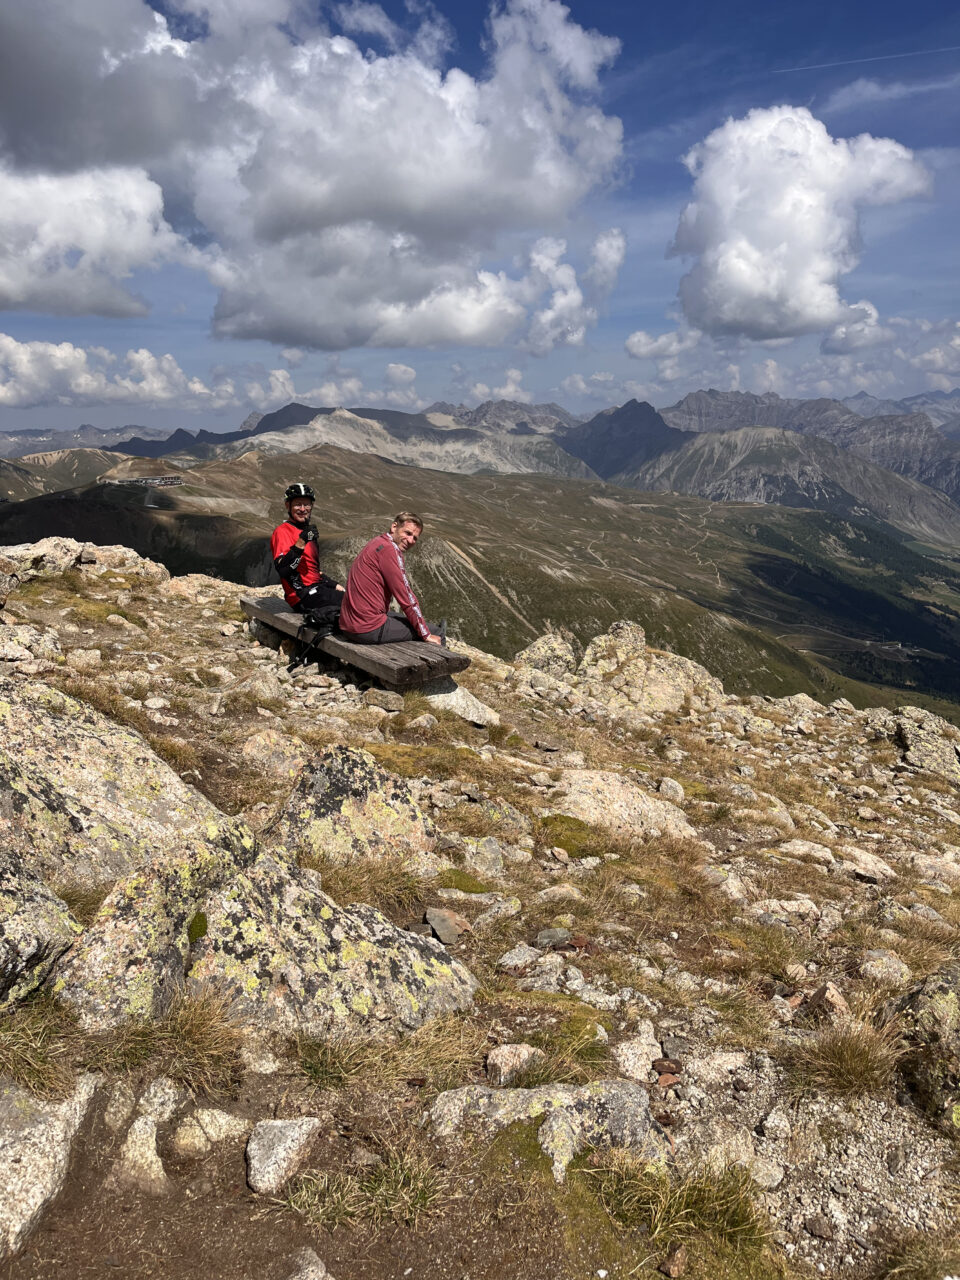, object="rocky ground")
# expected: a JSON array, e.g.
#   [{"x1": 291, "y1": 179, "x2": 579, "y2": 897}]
[{"x1": 1, "y1": 537, "x2": 959, "y2": 1280}]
